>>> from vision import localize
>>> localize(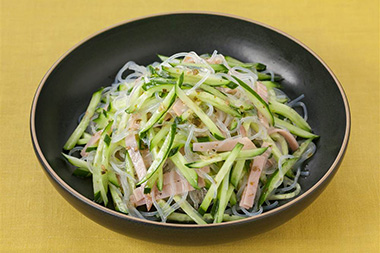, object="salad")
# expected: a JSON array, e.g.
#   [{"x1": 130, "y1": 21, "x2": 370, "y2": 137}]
[{"x1": 62, "y1": 51, "x2": 318, "y2": 224}]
